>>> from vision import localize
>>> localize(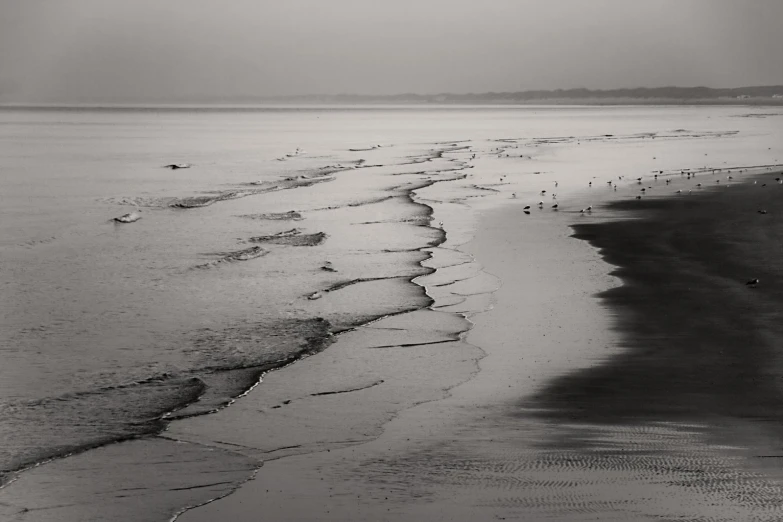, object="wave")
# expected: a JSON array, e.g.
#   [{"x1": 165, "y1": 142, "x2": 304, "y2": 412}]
[{"x1": 248, "y1": 229, "x2": 327, "y2": 247}]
